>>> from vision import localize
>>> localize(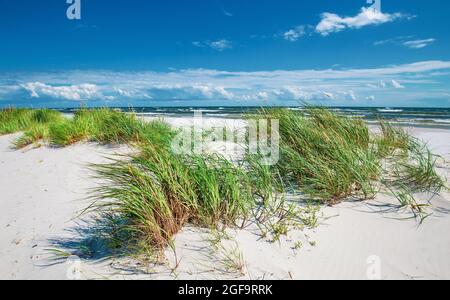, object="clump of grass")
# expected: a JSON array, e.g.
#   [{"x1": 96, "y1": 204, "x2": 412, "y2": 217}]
[
  {"x1": 0, "y1": 108, "x2": 62, "y2": 148},
  {"x1": 48, "y1": 119, "x2": 91, "y2": 146},
  {"x1": 91, "y1": 142, "x2": 262, "y2": 251},
  {"x1": 13, "y1": 124, "x2": 50, "y2": 149},
  {"x1": 255, "y1": 107, "x2": 445, "y2": 224},
  {"x1": 263, "y1": 107, "x2": 380, "y2": 204},
  {"x1": 0, "y1": 108, "x2": 34, "y2": 135},
  {"x1": 374, "y1": 121, "x2": 411, "y2": 158},
  {"x1": 215, "y1": 243, "x2": 246, "y2": 276},
  {"x1": 259, "y1": 107, "x2": 444, "y2": 209},
  {"x1": 47, "y1": 109, "x2": 174, "y2": 147},
  {"x1": 30, "y1": 109, "x2": 62, "y2": 124},
  {"x1": 0, "y1": 108, "x2": 62, "y2": 140},
  {"x1": 392, "y1": 142, "x2": 445, "y2": 194}
]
